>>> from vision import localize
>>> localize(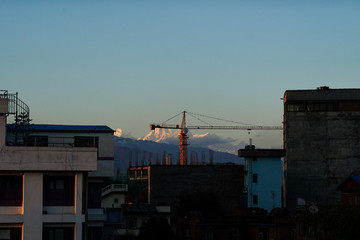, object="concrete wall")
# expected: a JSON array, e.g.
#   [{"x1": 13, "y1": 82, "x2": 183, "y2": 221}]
[
  {"x1": 102, "y1": 193, "x2": 125, "y2": 208},
  {"x1": 148, "y1": 165, "x2": 244, "y2": 216},
  {"x1": 0, "y1": 146, "x2": 97, "y2": 171},
  {"x1": 284, "y1": 111, "x2": 360, "y2": 210}
]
